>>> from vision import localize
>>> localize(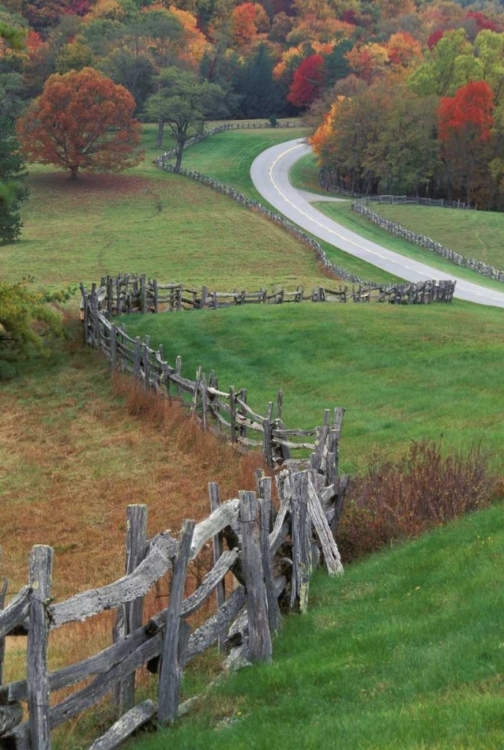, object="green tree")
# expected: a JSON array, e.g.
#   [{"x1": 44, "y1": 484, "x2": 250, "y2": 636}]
[
  {"x1": 145, "y1": 67, "x2": 227, "y2": 169},
  {"x1": 0, "y1": 117, "x2": 28, "y2": 244},
  {"x1": 234, "y1": 43, "x2": 282, "y2": 119}
]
